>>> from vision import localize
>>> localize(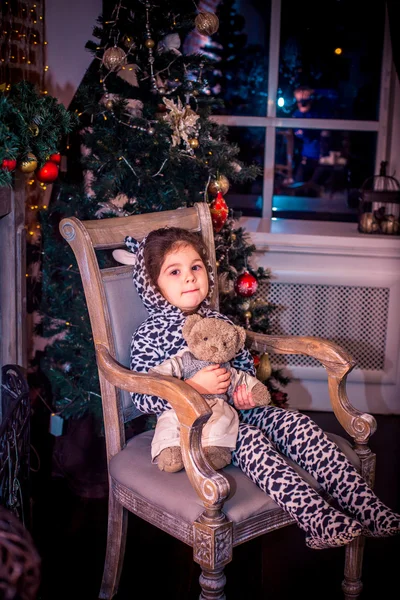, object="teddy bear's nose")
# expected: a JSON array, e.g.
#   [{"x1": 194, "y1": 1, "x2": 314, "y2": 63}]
[{"x1": 211, "y1": 345, "x2": 218, "y2": 353}]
